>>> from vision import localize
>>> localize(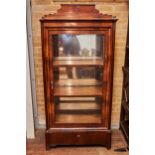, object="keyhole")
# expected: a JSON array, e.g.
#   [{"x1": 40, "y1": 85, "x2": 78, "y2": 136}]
[{"x1": 77, "y1": 134, "x2": 80, "y2": 138}]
